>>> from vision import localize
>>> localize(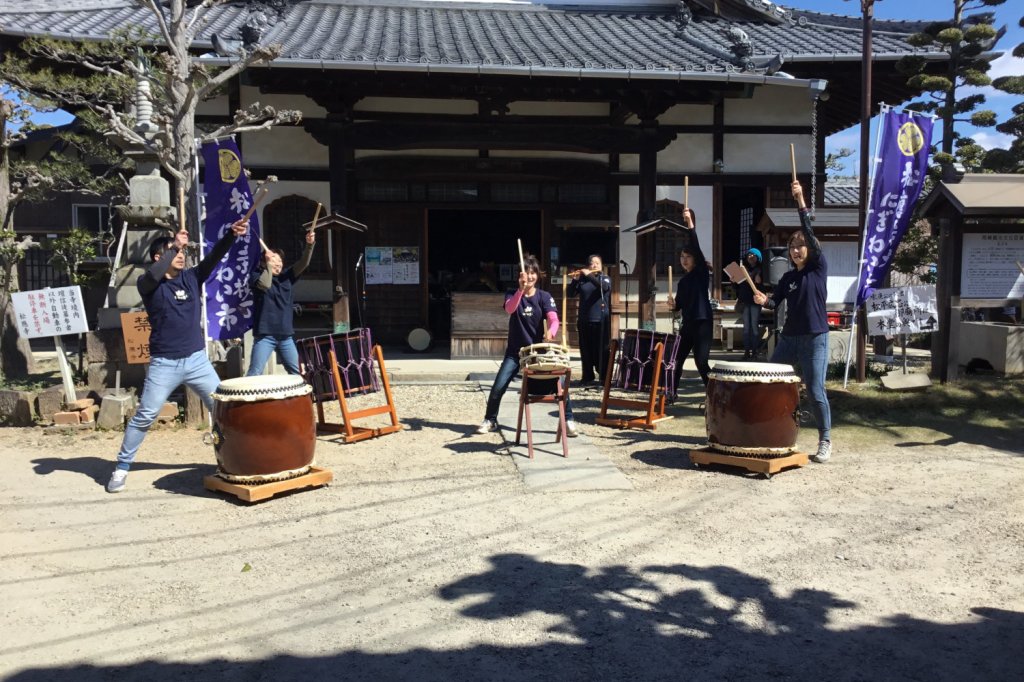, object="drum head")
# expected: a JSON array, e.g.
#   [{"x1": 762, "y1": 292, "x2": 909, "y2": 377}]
[
  {"x1": 713, "y1": 360, "x2": 794, "y2": 374},
  {"x1": 213, "y1": 374, "x2": 312, "y2": 401},
  {"x1": 708, "y1": 360, "x2": 799, "y2": 383},
  {"x1": 407, "y1": 327, "x2": 432, "y2": 352}
]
